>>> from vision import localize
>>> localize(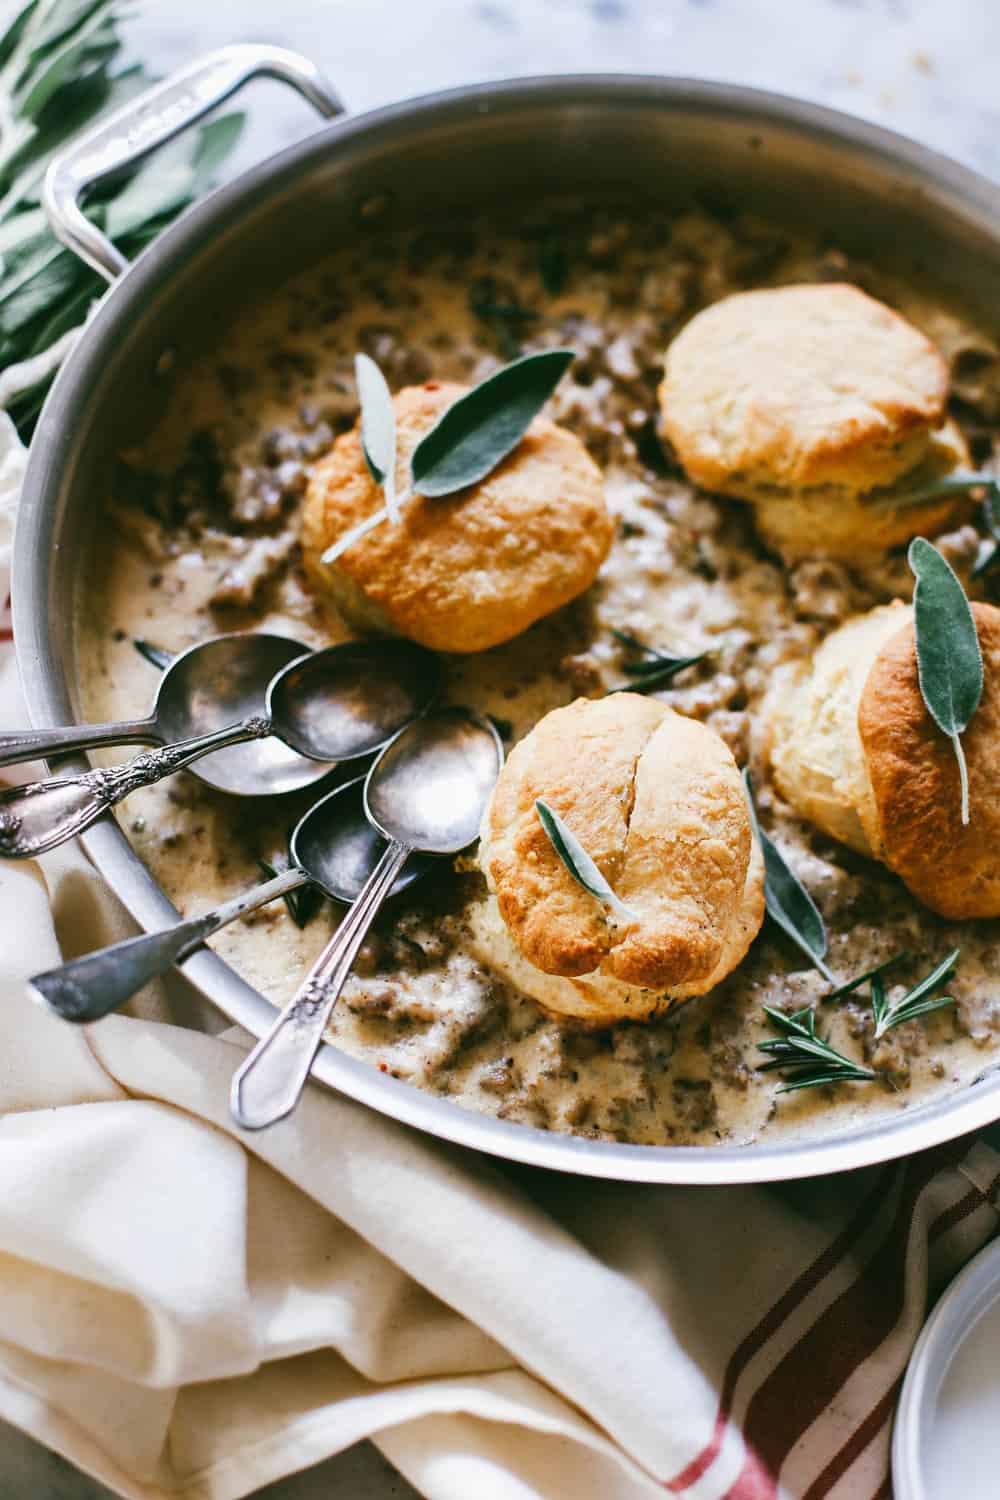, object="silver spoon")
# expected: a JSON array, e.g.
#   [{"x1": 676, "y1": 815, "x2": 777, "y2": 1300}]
[
  {"x1": 29, "y1": 776, "x2": 435, "y2": 1023},
  {"x1": 0, "y1": 633, "x2": 321, "y2": 791},
  {"x1": 230, "y1": 707, "x2": 503, "y2": 1131},
  {"x1": 0, "y1": 639, "x2": 442, "y2": 860}
]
